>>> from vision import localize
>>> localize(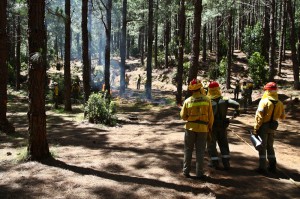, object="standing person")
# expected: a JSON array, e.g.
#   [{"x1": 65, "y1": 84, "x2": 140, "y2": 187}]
[
  {"x1": 125, "y1": 74, "x2": 129, "y2": 88},
  {"x1": 253, "y1": 82, "x2": 285, "y2": 174},
  {"x1": 234, "y1": 79, "x2": 240, "y2": 100},
  {"x1": 241, "y1": 81, "x2": 250, "y2": 112},
  {"x1": 180, "y1": 79, "x2": 214, "y2": 179},
  {"x1": 137, "y1": 74, "x2": 141, "y2": 90},
  {"x1": 207, "y1": 81, "x2": 240, "y2": 170},
  {"x1": 53, "y1": 82, "x2": 59, "y2": 109}
]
